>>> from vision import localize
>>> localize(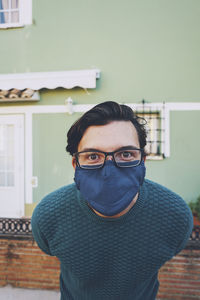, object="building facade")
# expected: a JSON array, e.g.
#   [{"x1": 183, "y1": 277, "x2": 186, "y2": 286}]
[{"x1": 0, "y1": 1, "x2": 199, "y2": 220}]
